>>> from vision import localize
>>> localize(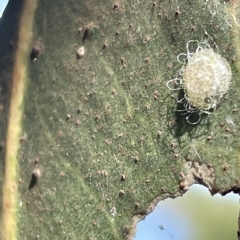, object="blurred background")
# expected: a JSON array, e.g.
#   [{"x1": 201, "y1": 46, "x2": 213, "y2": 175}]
[
  {"x1": 134, "y1": 184, "x2": 239, "y2": 240},
  {"x1": 0, "y1": 0, "x2": 8, "y2": 18}
]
